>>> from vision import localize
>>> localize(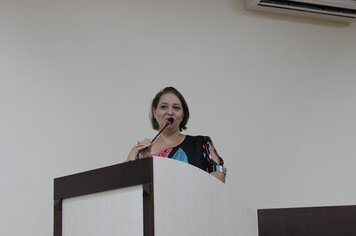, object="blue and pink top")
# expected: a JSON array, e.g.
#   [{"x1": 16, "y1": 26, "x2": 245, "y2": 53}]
[{"x1": 142, "y1": 135, "x2": 226, "y2": 176}]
